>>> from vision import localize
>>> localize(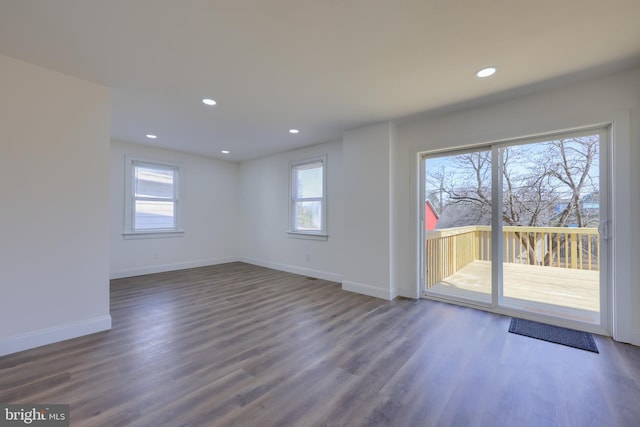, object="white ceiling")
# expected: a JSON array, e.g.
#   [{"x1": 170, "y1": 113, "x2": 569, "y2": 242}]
[{"x1": 1, "y1": 0, "x2": 639, "y2": 161}]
